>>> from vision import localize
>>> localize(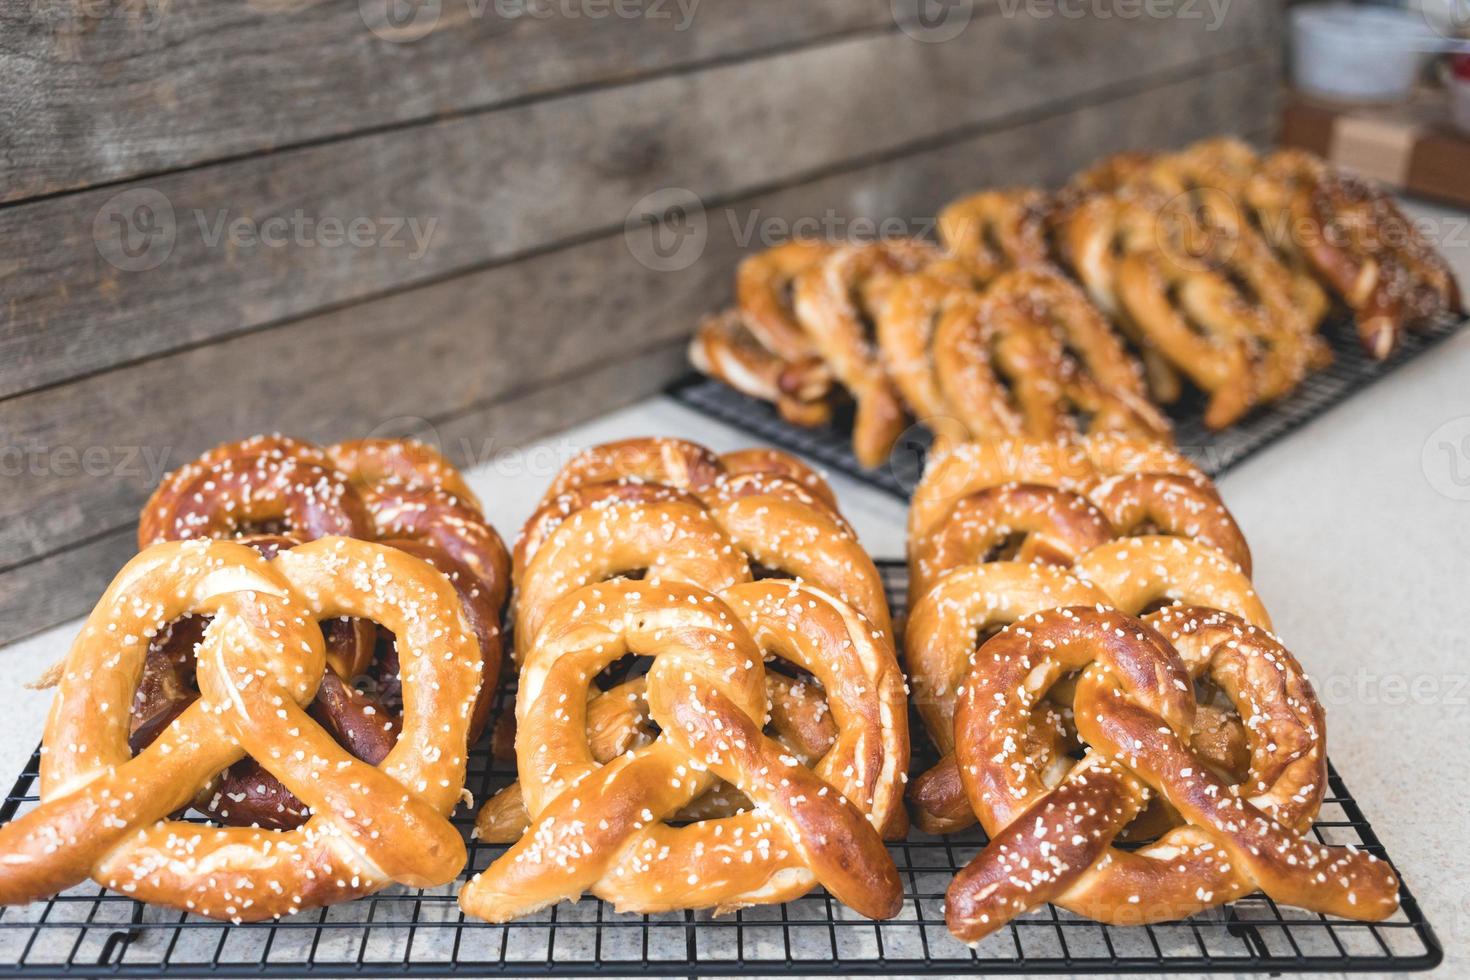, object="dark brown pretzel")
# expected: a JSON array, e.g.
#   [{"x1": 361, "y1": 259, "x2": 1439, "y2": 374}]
[
  {"x1": 139, "y1": 452, "x2": 374, "y2": 548},
  {"x1": 946, "y1": 606, "x2": 1398, "y2": 941}
]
